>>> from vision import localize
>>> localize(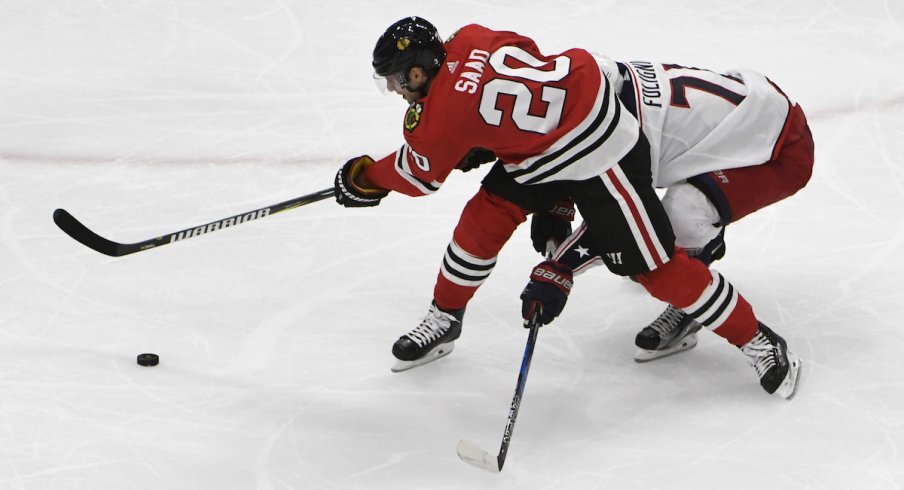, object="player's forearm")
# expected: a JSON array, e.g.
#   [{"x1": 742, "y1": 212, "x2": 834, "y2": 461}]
[{"x1": 363, "y1": 152, "x2": 443, "y2": 197}]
